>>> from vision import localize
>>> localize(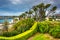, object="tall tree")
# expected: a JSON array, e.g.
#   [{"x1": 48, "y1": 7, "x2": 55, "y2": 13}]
[
  {"x1": 25, "y1": 10, "x2": 33, "y2": 18},
  {"x1": 25, "y1": 11, "x2": 29, "y2": 18},
  {"x1": 28, "y1": 10, "x2": 33, "y2": 18},
  {"x1": 37, "y1": 3, "x2": 51, "y2": 21},
  {"x1": 47, "y1": 6, "x2": 57, "y2": 17},
  {"x1": 19, "y1": 3, "x2": 57, "y2": 21},
  {"x1": 33, "y1": 6, "x2": 38, "y2": 21},
  {"x1": 19, "y1": 13, "x2": 27, "y2": 19},
  {"x1": 34, "y1": 3, "x2": 57, "y2": 21}
]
